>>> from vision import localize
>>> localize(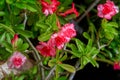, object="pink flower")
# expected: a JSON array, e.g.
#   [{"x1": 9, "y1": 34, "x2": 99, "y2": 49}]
[
  {"x1": 36, "y1": 23, "x2": 76, "y2": 56},
  {"x1": 11, "y1": 34, "x2": 18, "y2": 48},
  {"x1": 8, "y1": 52, "x2": 26, "y2": 69},
  {"x1": 40, "y1": 0, "x2": 60, "y2": 16},
  {"x1": 36, "y1": 42, "x2": 56, "y2": 57},
  {"x1": 61, "y1": 23, "x2": 76, "y2": 42},
  {"x1": 50, "y1": 33, "x2": 67, "y2": 49},
  {"x1": 49, "y1": 23, "x2": 76, "y2": 49},
  {"x1": 113, "y1": 62, "x2": 120, "y2": 70},
  {"x1": 59, "y1": 3, "x2": 79, "y2": 17},
  {"x1": 97, "y1": 0, "x2": 119, "y2": 20}
]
